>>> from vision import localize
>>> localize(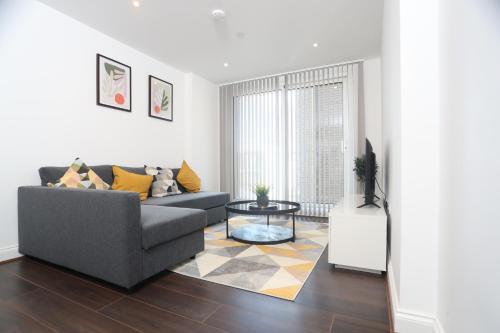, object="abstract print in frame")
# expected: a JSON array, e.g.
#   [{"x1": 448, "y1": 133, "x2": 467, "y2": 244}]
[
  {"x1": 96, "y1": 54, "x2": 131, "y2": 112},
  {"x1": 149, "y1": 75, "x2": 173, "y2": 121}
]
